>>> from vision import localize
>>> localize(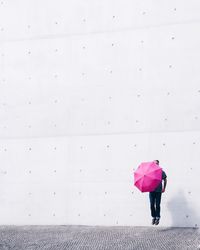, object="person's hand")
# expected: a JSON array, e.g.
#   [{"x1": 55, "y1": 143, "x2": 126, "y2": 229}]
[{"x1": 162, "y1": 188, "x2": 165, "y2": 193}]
